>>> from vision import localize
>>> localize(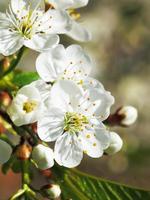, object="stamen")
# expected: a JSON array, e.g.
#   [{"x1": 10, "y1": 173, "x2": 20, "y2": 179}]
[
  {"x1": 64, "y1": 112, "x2": 89, "y2": 134},
  {"x1": 23, "y1": 101, "x2": 37, "y2": 113}
]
